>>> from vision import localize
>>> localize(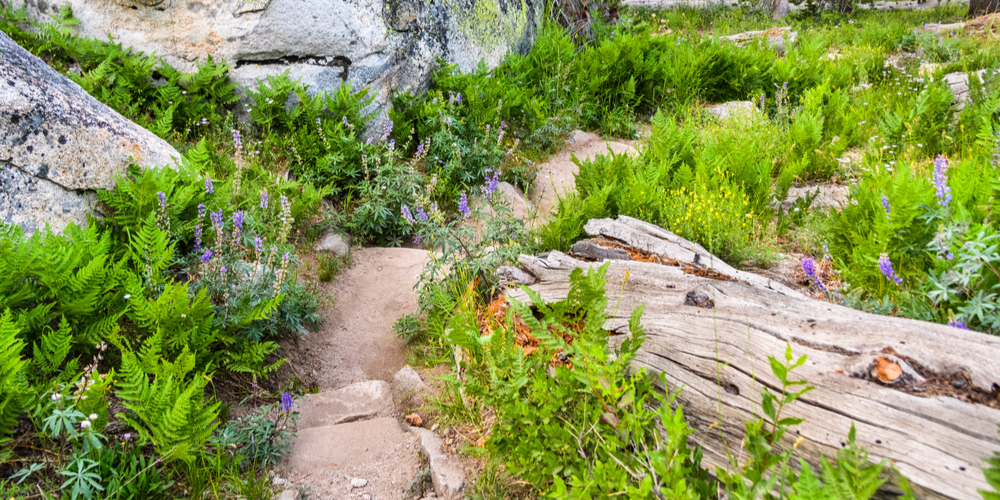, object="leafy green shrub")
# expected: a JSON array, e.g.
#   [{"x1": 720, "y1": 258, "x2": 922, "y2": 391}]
[{"x1": 214, "y1": 392, "x2": 299, "y2": 467}]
